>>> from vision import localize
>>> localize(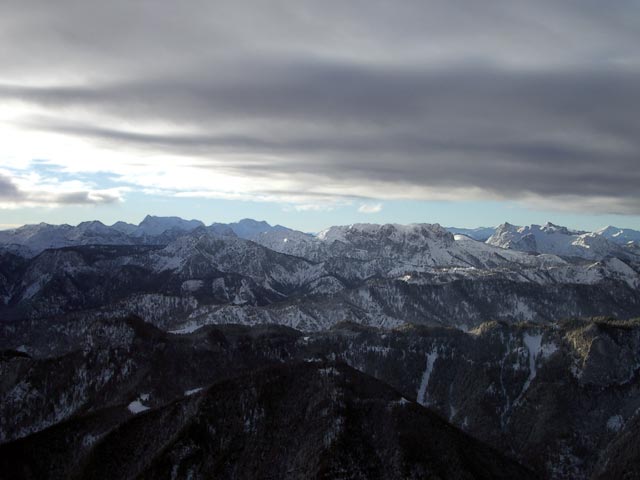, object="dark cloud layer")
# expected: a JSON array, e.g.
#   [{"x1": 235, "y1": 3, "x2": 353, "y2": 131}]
[{"x1": 1, "y1": 0, "x2": 639, "y2": 213}]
